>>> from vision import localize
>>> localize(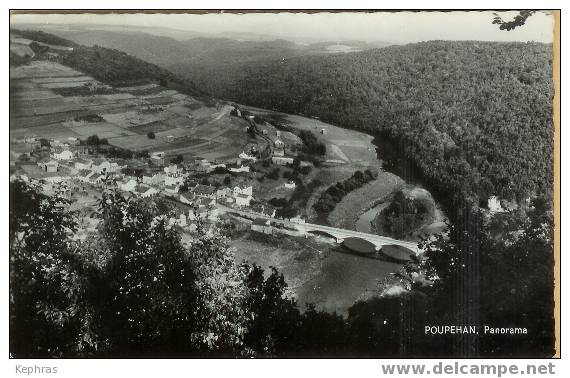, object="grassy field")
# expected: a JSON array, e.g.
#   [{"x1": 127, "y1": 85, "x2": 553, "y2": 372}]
[
  {"x1": 328, "y1": 171, "x2": 405, "y2": 230},
  {"x1": 10, "y1": 60, "x2": 254, "y2": 161}
]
